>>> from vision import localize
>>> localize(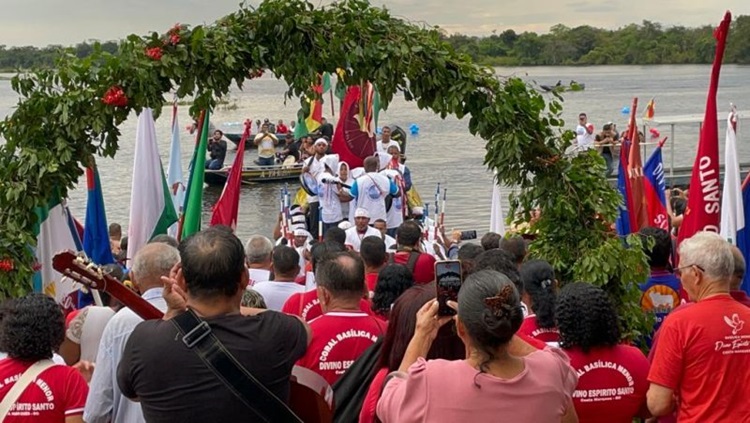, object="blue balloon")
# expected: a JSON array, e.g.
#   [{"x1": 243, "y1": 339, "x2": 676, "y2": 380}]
[
  {"x1": 409, "y1": 123, "x2": 420, "y2": 135},
  {"x1": 621, "y1": 107, "x2": 630, "y2": 115}
]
